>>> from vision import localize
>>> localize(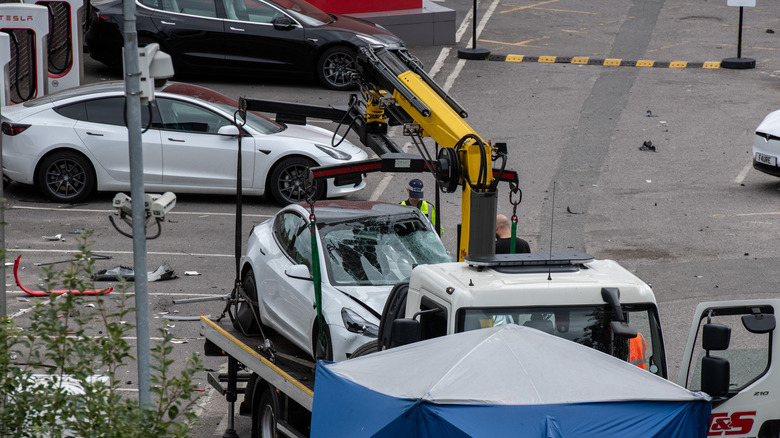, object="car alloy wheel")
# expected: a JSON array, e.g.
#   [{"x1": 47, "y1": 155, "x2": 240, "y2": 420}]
[
  {"x1": 36, "y1": 151, "x2": 95, "y2": 203},
  {"x1": 317, "y1": 46, "x2": 357, "y2": 91},
  {"x1": 233, "y1": 270, "x2": 262, "y2": 334},
  {"x1": 268, "y1": 157, "x2": 325, "y2": 205}
]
